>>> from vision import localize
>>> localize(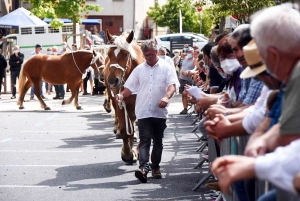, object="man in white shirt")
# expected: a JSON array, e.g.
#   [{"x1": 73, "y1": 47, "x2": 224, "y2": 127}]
[
  {"x1": 30, "y1": 44, "x2": 45, "y2": 100},
  {"x1": 158, "y1": 47, "x2": 175, "y2": 68},
  {"x1": 116, "y1": 40, "x2": 179, "y2": 183}
]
